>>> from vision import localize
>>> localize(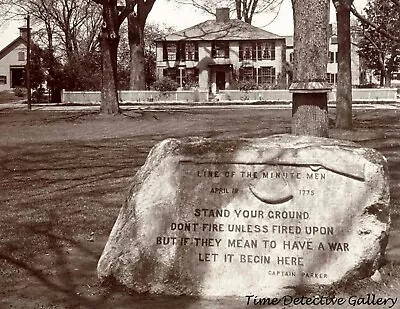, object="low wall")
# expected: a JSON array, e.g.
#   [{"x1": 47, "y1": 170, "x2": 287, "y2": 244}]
[
  {"x1": 218, "y1": 90, "x2": 292, "y2": 102},
  {"x1": 219, "y1": 88, "x2": 397, "y2": 102},
  {"x1": 62, "y1": 88, "x2": 397, "y2": 104},
  {"x1": 62, "y1": 90, "x2": 208, "y2": 104}
]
